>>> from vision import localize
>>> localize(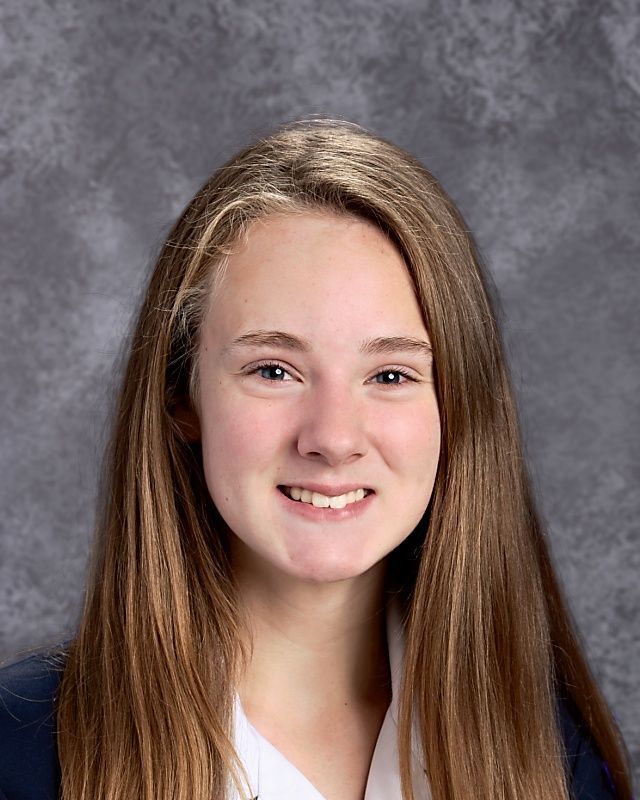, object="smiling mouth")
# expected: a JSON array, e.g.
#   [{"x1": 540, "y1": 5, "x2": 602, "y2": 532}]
[{"x1": 277, "y1": 485, "x2": 373, "y2": 509}]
